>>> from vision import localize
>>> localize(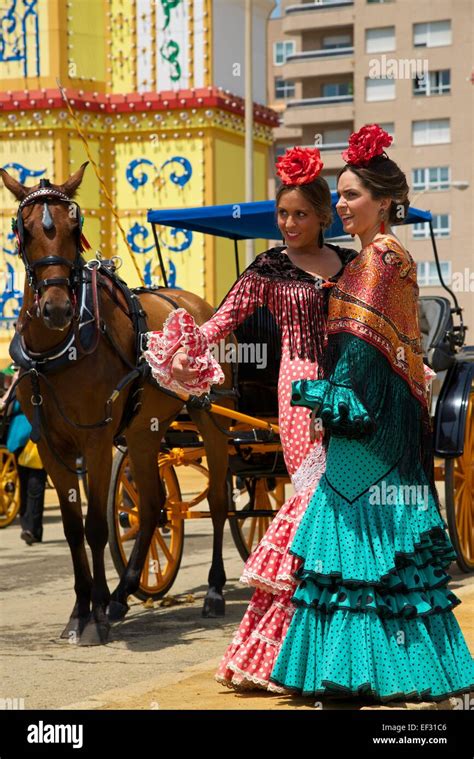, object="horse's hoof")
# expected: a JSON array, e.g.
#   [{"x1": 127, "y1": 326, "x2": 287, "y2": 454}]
[
  {"x1": 107, "y1": 600, "x2": 129, "y2": 622},
  {"x1": 78, "y1": 618, "x2": 110, "y2": 646},
  {"x1": 202, "y1": 594, "x2": 225, "y2": 618},
  {"x1": 60, "y1": 616, "x2": 87, "y2": 642}
]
